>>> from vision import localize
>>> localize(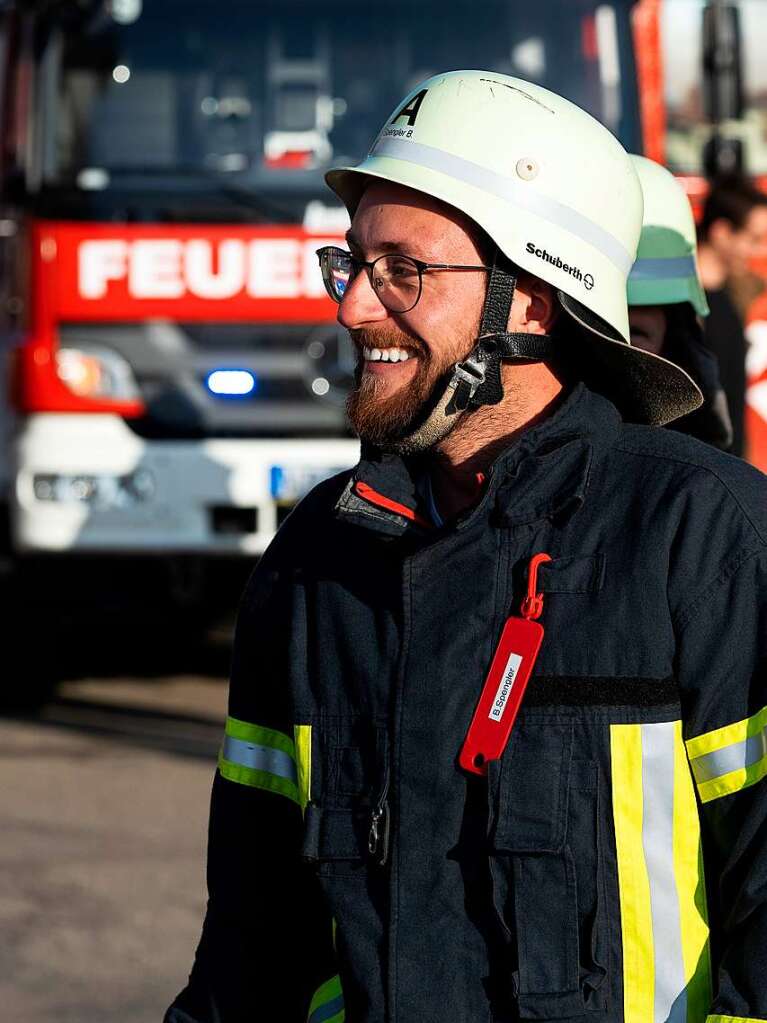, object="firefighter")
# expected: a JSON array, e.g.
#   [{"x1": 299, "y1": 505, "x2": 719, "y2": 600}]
[
  {"x1": 627, "y1": 154, "x2": 733, "y2": 450},
  {"x1": 166, "y1": 71, "x2": 767, "y2": 1023}
]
